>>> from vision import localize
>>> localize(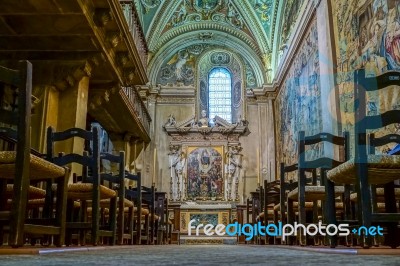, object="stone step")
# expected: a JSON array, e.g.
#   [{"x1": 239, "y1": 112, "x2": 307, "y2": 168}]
[{"x1": 180, "y1": 235, "x2": 237, "y2": 245}]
